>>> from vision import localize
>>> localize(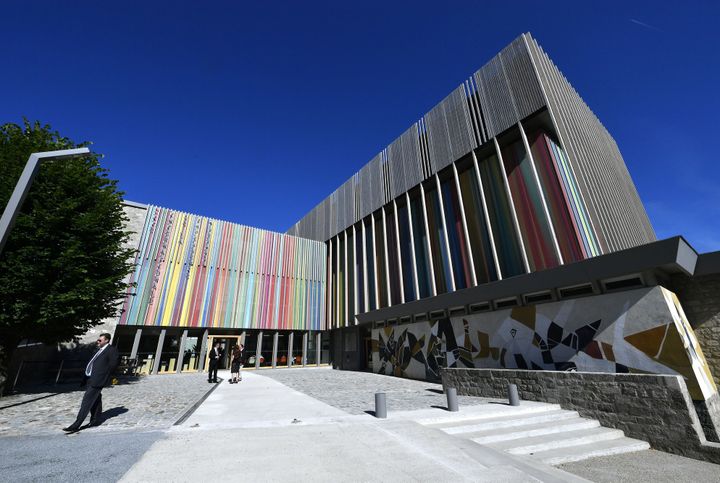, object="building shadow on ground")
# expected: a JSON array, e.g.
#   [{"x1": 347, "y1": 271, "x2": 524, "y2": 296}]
[{"x1": 1, "y1": 375, "x2": 147, "y2": 403}]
